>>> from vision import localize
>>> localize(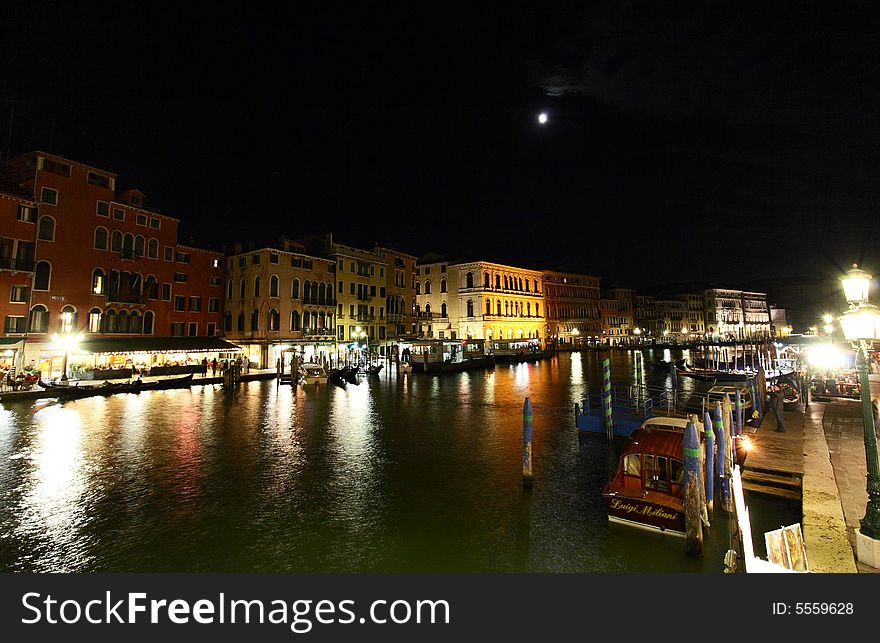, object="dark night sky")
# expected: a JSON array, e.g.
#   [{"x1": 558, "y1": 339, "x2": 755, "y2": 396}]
[{"x1": 4, "y1": 1, "x2": 880, "y2": 290}]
